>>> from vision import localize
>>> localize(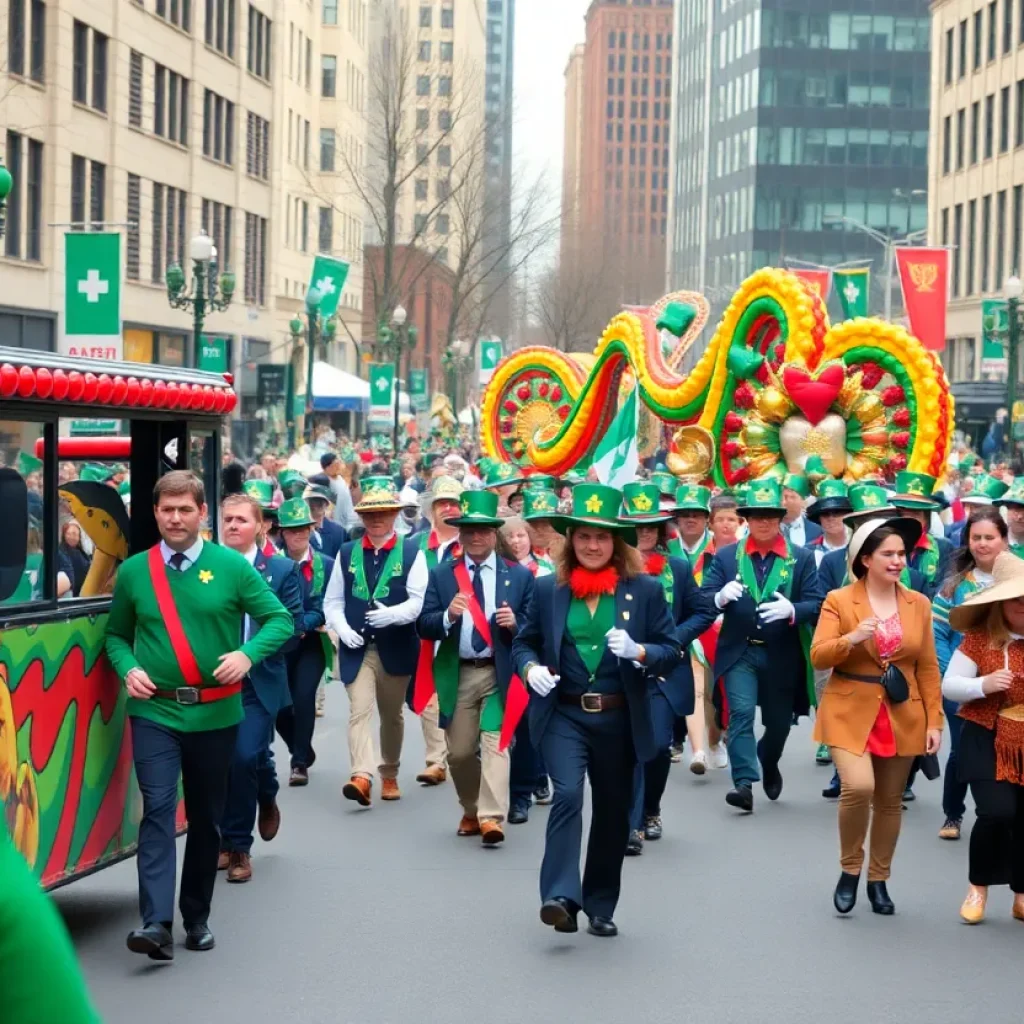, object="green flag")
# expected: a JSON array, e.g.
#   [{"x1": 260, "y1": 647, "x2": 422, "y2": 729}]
[
  {"x1": 64, "y1": 232, "x2": 122, "y2": 359},
  {"x1": 409, "y1": 368, "x2": 428, "y2": 410},
  {"x1": 835, "y1": 268, "x2": 869, "y2": 320},
  {"x1": 592, "y1": 385, "x2": 639, "y2": 488},
  {"x1": 308, "y1": 256, "x2": 350, "y2": 319},
  {"x1": 479, "y1": 339, "x2": 503, "y2": 385},
  {"x1": 369, "y1": 363, "x2": 395, "y2": 410},
  {"x1": 982, "y1": 298, "x2": 1009, "y2": 375}
]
